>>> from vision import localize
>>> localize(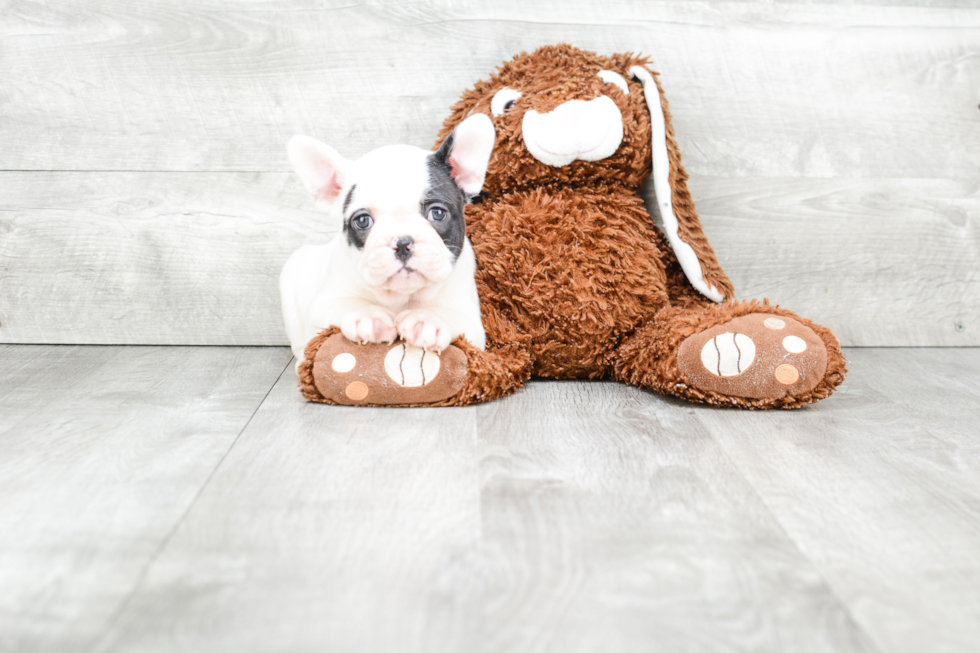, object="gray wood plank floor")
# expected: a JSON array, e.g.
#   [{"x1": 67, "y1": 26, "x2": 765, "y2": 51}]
[
  {"x1": 0, "y1": 345, "x2": 293, "y2": 653},
  {"x1": 2, "y1": 345, "x2": 979, "y2": 652}
]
